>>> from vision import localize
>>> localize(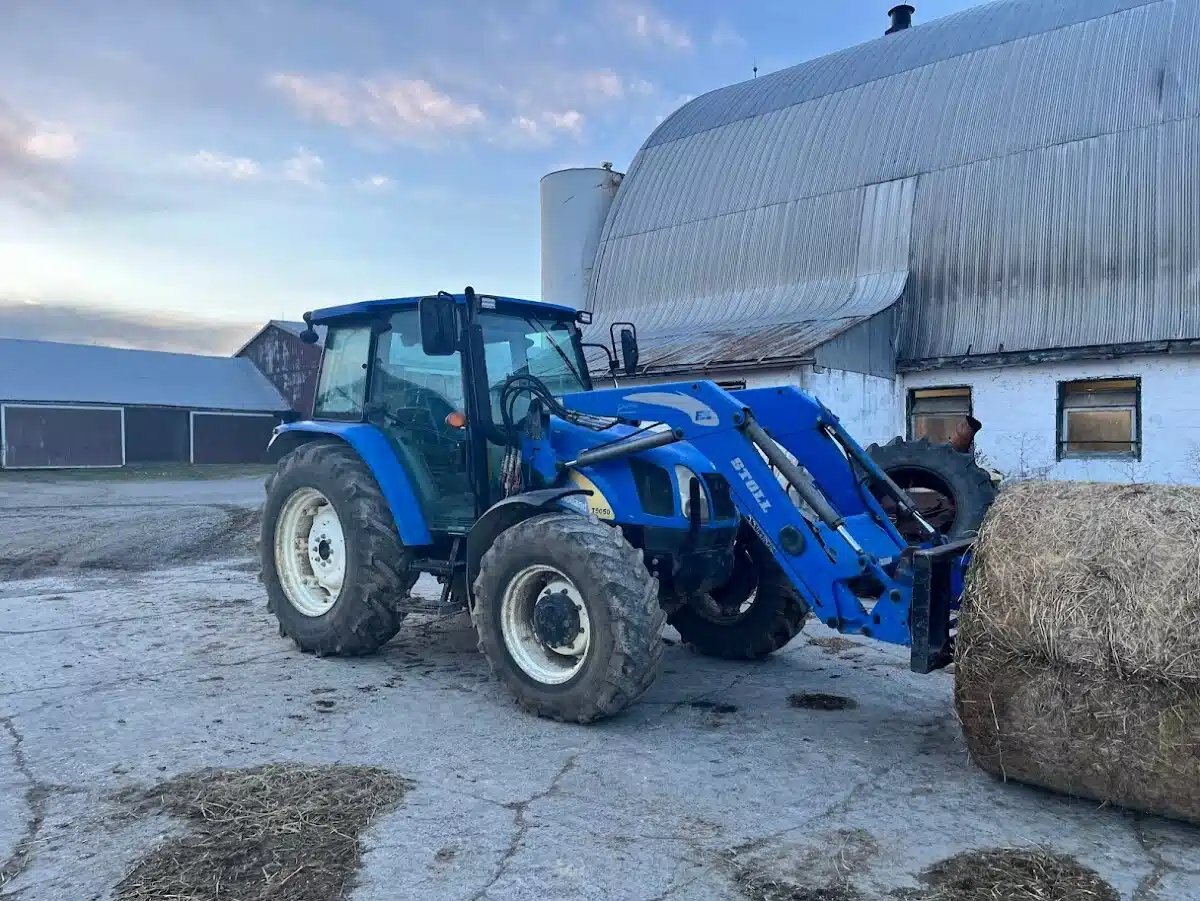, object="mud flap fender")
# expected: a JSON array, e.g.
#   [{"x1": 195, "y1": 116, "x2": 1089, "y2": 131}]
[{"x1": 465, "y1": 488, "x2": 591, "y2": 589}]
